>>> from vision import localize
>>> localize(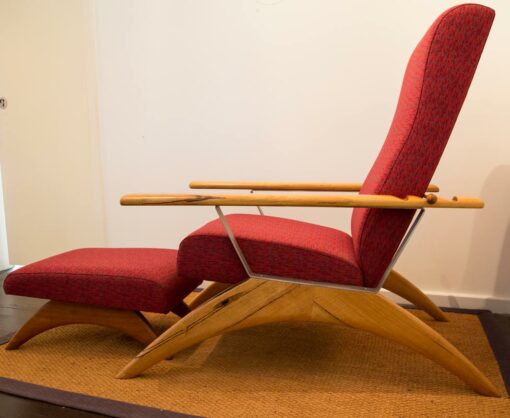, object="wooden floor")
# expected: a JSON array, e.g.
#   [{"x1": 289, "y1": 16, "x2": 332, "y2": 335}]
[{"x1": 0, "y1": 268, "x2": 109, "y2": 418}]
